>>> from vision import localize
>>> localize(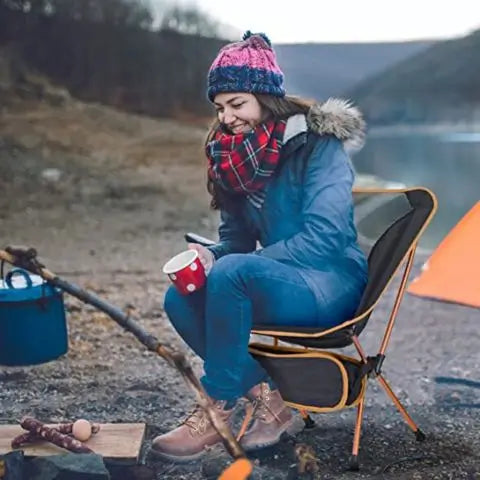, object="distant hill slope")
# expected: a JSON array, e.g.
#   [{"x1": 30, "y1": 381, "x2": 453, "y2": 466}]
[
  {"x1": 275, "y1": 41, "x2": 434, "y2": 100},
  {"x1": 347, "y1": 29, "x2": 480, "y2": 125},
  {"x1": 0, "y1": 5, "x2": 225, "y2": 118}
]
